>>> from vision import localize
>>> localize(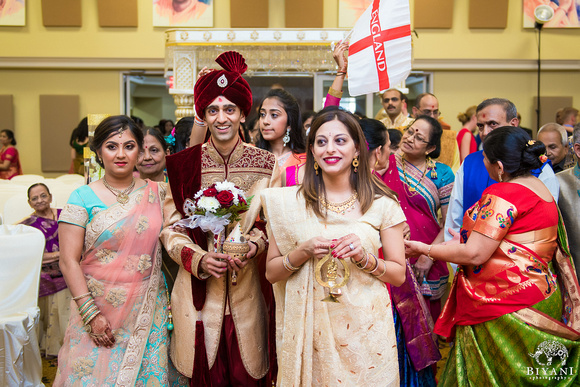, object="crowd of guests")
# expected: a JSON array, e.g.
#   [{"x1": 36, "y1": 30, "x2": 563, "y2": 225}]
[{"x1": 9, "y1": 49, "x2": 580, "y2": 386}]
